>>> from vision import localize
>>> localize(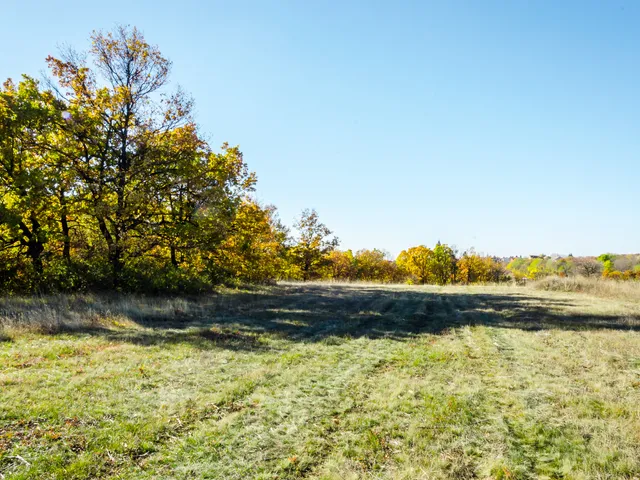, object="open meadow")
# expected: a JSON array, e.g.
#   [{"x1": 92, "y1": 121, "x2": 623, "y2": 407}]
[
  {"x1": 1, "y1": 283, "x2": 639, "y2": 479},
  {"x1": 2, "y1": 8, "x2": 640, "y2": 480}
]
